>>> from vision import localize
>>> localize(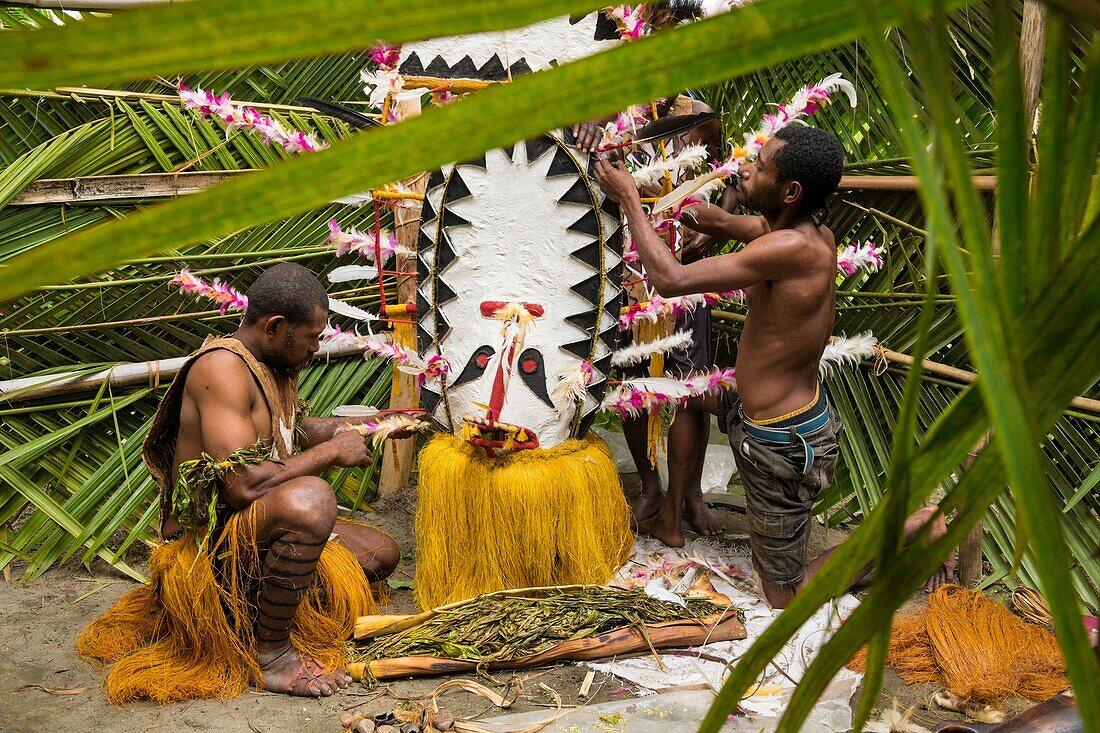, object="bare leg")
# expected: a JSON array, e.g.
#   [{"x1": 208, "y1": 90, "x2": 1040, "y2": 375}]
[
  {"x1": 622, "y1": 414, "x2": 665, "y2": 524},
  {"x1": 332, "y1": 519, "x2": 400, "y2": 582},
  {"x1": 251, "y1": 476, "x2": 350, "y2": 697},
  {"x1": 761, "y1": 505, "x2": 951, "y2": 609},
  {"x1": 678, "y1": 408, "x2": 725, "y2": 536},
  {"x1": 637, "y1": 413, "x2": 687, "y2": 547},
  {"x1": 639, "y1": 392, "x2": 728, "y2": 547}
]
